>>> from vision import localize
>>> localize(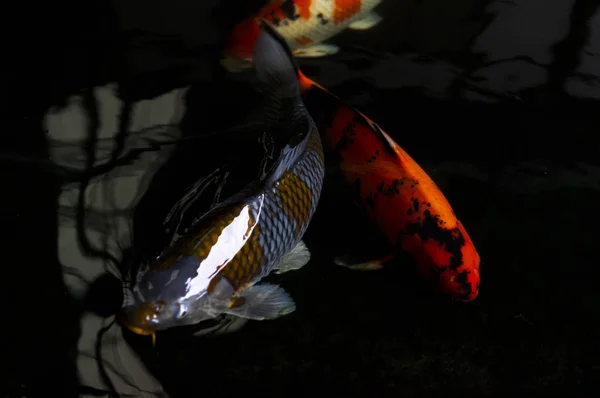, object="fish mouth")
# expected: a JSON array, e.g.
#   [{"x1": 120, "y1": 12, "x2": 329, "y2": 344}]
[
  {"x1": 118, "y1": 311, "x2": 159, "y2": 346},
  {"x1": 118, "y1": 310, "x2": 156, "y2": 336}
]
